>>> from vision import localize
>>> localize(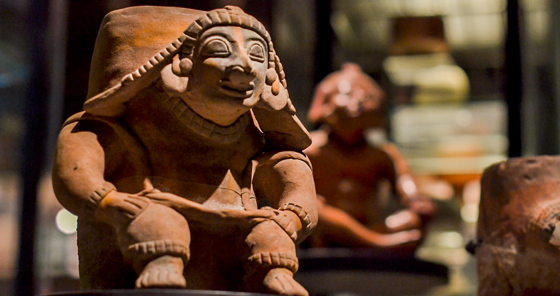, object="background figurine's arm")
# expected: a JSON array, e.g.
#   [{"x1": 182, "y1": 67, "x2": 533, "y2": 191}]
[
  {"x1": 252, "y1": 150, "x2": 318, "y2": 243},
  {"x1": 380, "y1": 142, "x2": 418, "y2": 202},
  {"x1": 380, "y1": 143, "x2": 436, "y2": 228},
  {"x1": 317, "y1": 197, "x2": 421, "y2": 248}
]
